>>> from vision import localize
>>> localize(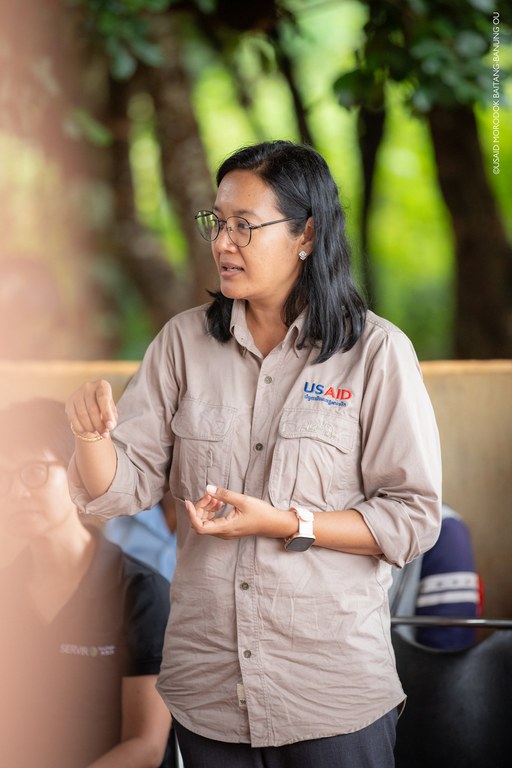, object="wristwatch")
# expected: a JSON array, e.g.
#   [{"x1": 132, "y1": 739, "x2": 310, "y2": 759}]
[{"x1": 284, "y1": 506, "x2": 315, "y2": 551}]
